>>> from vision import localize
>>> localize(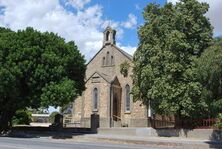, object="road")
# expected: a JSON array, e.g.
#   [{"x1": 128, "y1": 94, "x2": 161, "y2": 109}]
[{"x1": 0, "y1": 137, "x2": 167, "y2": 149}]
